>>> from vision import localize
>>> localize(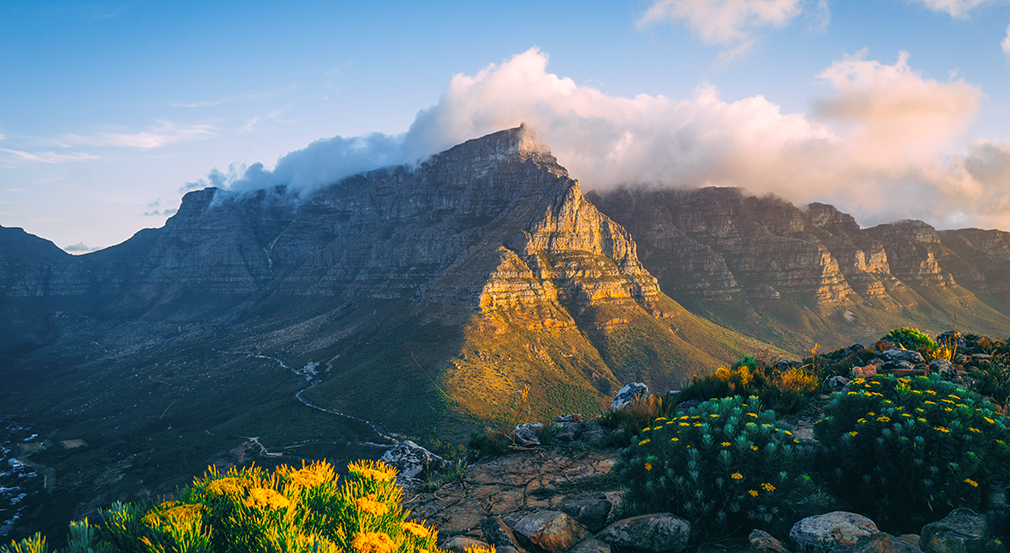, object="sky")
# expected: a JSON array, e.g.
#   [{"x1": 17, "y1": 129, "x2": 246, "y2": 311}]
[{"x1": 5, "y1": 1, "x2": 1010, "y2": 252}]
